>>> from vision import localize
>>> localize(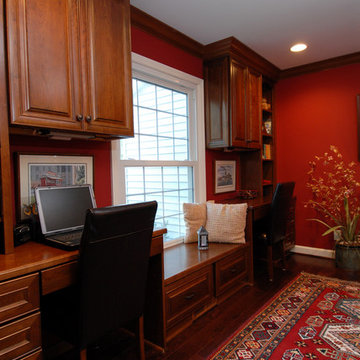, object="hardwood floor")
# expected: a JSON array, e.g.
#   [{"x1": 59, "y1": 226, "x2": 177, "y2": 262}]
[{"x1": 46, "y1": 253, "x2": 360, "y2": 360}]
